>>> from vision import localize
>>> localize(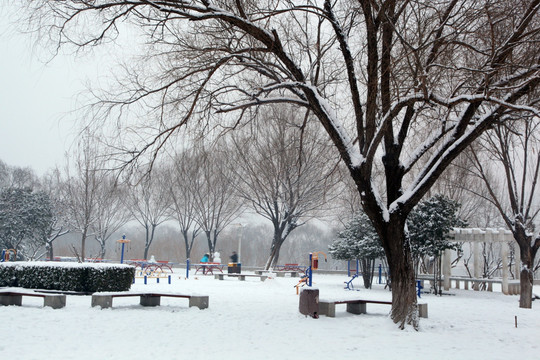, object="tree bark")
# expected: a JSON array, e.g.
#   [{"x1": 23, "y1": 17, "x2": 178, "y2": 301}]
[
  {"x1": 517, "y1": 241, "x2": 538, "y2": 309},
  {"x1": 383, "y1": 221, "x2": 418, "y2": 329}
]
